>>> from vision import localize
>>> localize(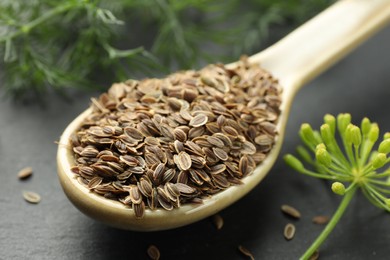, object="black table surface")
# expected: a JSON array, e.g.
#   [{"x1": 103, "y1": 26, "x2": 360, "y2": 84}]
[{"x1": 1, "y1": 24, "x2": 390, "y2": 260}]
